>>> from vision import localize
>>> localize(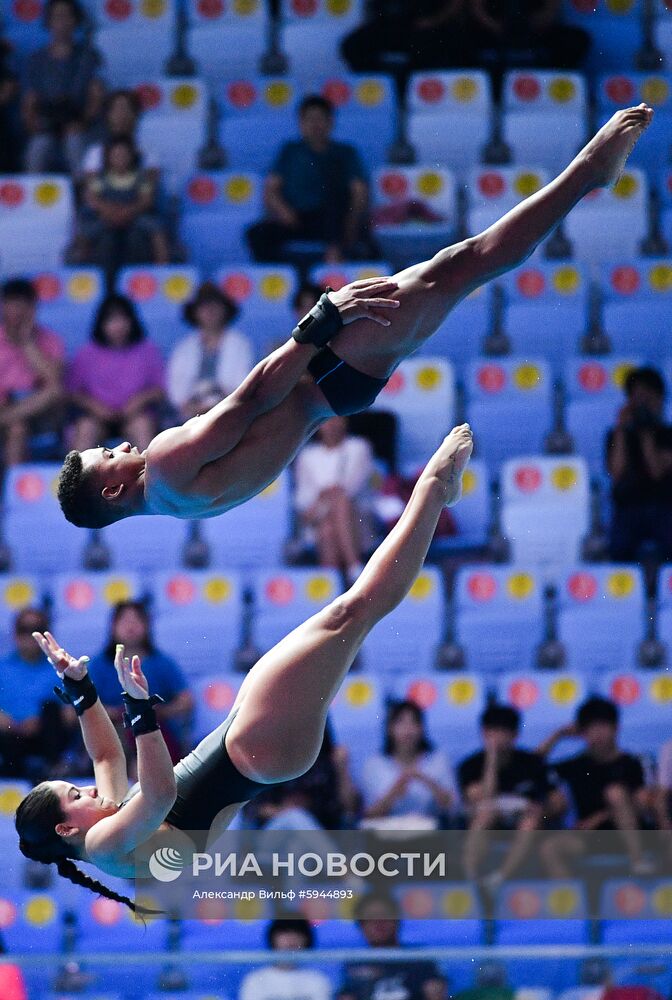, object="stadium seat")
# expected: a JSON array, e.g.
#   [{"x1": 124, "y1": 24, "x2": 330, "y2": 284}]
[
  {"x1": 454, "y1": 565, "x2": 545, "y2": 675},
  {"x1": 500, "y1": 456, "x2": 590, "y2": 575},
  {"x1": 192, "y1": 673, "x2": 244, "y2": 741},
  {"x1": 310, "y1": 260, "x2": 390, "y2": 289},
  {"x1": 596, "y1": 670, "x2": 672, "y2": 753},
  {"x1": 116, "y1": 264, "x2": 198, "y2": 356},
  {"x1": 502, "y1": 71, "x2": 588, "y2": 175},
  {"x1": 91, "y1": 0, "x2": 176, "y2": 86},
  {"x1": 600, "y1": 879, "x2": 672, "y2": 944},
  {"x1": 0, "y1": 176, "x2": 73, "y2": 273},
  {"x1": 371, "y1": 358, "x2": 455, "y2": 467},
  {"x1": 199, "y1": 472, "x2": 291, "y2": 569},
  {"x1": 3, "y1": 465, "x2": 86, "y2": 572},
  {"x1": 564, "y1": 169, "x2": 649, "y2": 263},
  {"x1": 396, "y1": 883, "x2": 484, "y2": 945},
  {"x1": 390, "y1": 673, "x2": 486, "y2": 758},
  {"x1": 250, "y1": 567, "x2": 341, "y2": 652},
  {"x1": 151, "y1": 570, "x2": 244, "y2": 678},
  {"x1": 64, "y1": 891, "x2": 168, "y2": 953},
  {"x1": 361, "y1": 567, "x2": 444, "y2": 674},
  {"x1": 218, "y1": 78, "x2": 300, "y2": 174},
  {"x1": 556, "y1": 564, "x2": 646, "y2": 671},
  {"x1": 564, "y1": 356, "x2": 642, "y2": 478},
  {"x1": 179, "y1": 172, "x2": 262, "y2": 271},
  {"x1": 0, "y1": 576, "x2": 43, "y2": 657},
  {"x1": 328, "y1": 674, "x2": 385, "y2": 779},
  {"x1": 465, "y1": 358, "x2": 552, "y2": 468},
  {"x1": 654, "y1": 0, "x2": 672, "y2": 76},
  {"x1": 432, "y1": 458, "x2": 491, "y2": 550},
  {"x1": 656, "y1": 564, "x2": 672, "y2": 654},
  {"x1": 597, "y1": 73, "x2": 672, "y2": 174},
  {"x1": 4, "y1": 0, "x2": 49, "y2": 58},
  {"x1": 598, "y1": 260, "x2": 672, "y2": 361},
  {"x1": 186, "y1": 0, "x2": 268, "y2": 83},
  {"x1": 372, "y1": 166, "x2": 458, "y2": 268},
  {"x1": 465, "y1": 167, "x2": 550, "y2": 245},
  {"x1": 136, "y1": 79, "x2": 207, "y2": 193},
  {"x1": 498, "y1": 672, "x2": 587, "y2": 751},
  {"x1": 407, "y1": 71, "x2": 493, "y2": 179},
  {"x1": 315, "y1": 75, "x2": 397, "y2": 173},
  {"x1": 660, "y1": 169, "x2": 672, "y2": 251},
  {"x1": 280, "y1": 0, "x2": 363, "y2": 81},
  {"x1": 215, "y1": 263, "x2": 297, "y2": 353},
  {"x1": 50, "y1": 571, "x2": 142, "y2": 655},
  {"x1": 0, "y1": 889, "x2": 65, "y2": 953},
  {"x1": 409, "y1": 283, "x2": 493, "y2": 372},
  {"x1": 100, "y1": 514, "x2": 192, "y2": 573},
  {"x1": 562, "y1": 0, "x2": 643, "y2": 73},
  {"x1": 499, "y1": 262, "x2": 589, "y2": 373},
  {"x1": 28, "y1": 268, "x2": 104, "y2": 356}
]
